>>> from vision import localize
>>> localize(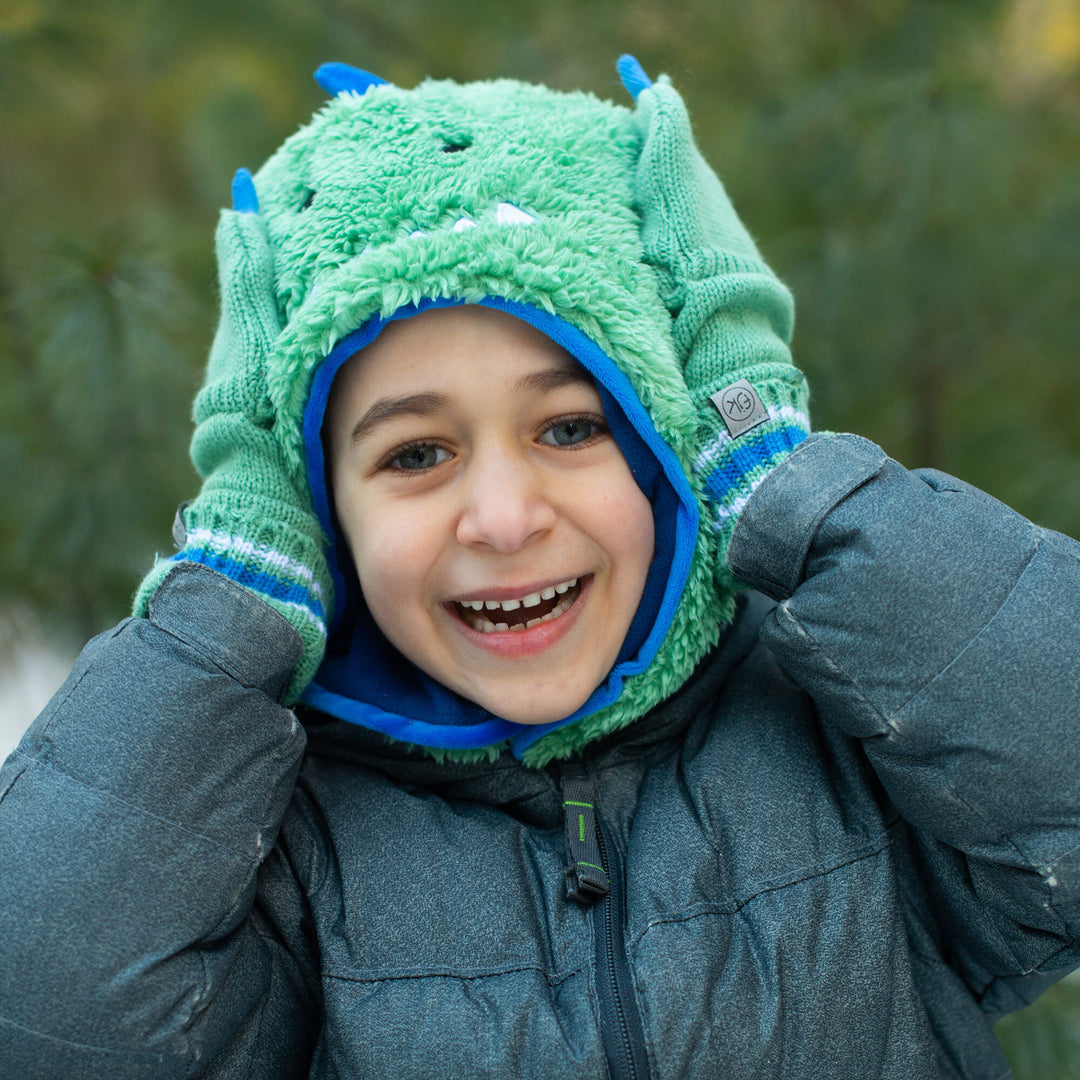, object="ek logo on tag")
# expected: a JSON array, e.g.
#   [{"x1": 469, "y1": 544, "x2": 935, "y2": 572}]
[{"x1": 710, "y1": 379, "x2": 768, "y2": 437}]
